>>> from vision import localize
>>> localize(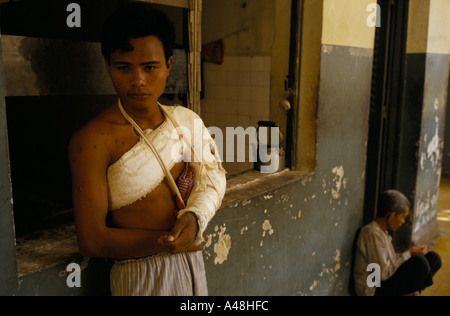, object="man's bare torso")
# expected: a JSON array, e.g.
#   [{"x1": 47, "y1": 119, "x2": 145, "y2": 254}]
[{"x1": 86, "y1": 103, "x2": 184, "y2": 232}]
